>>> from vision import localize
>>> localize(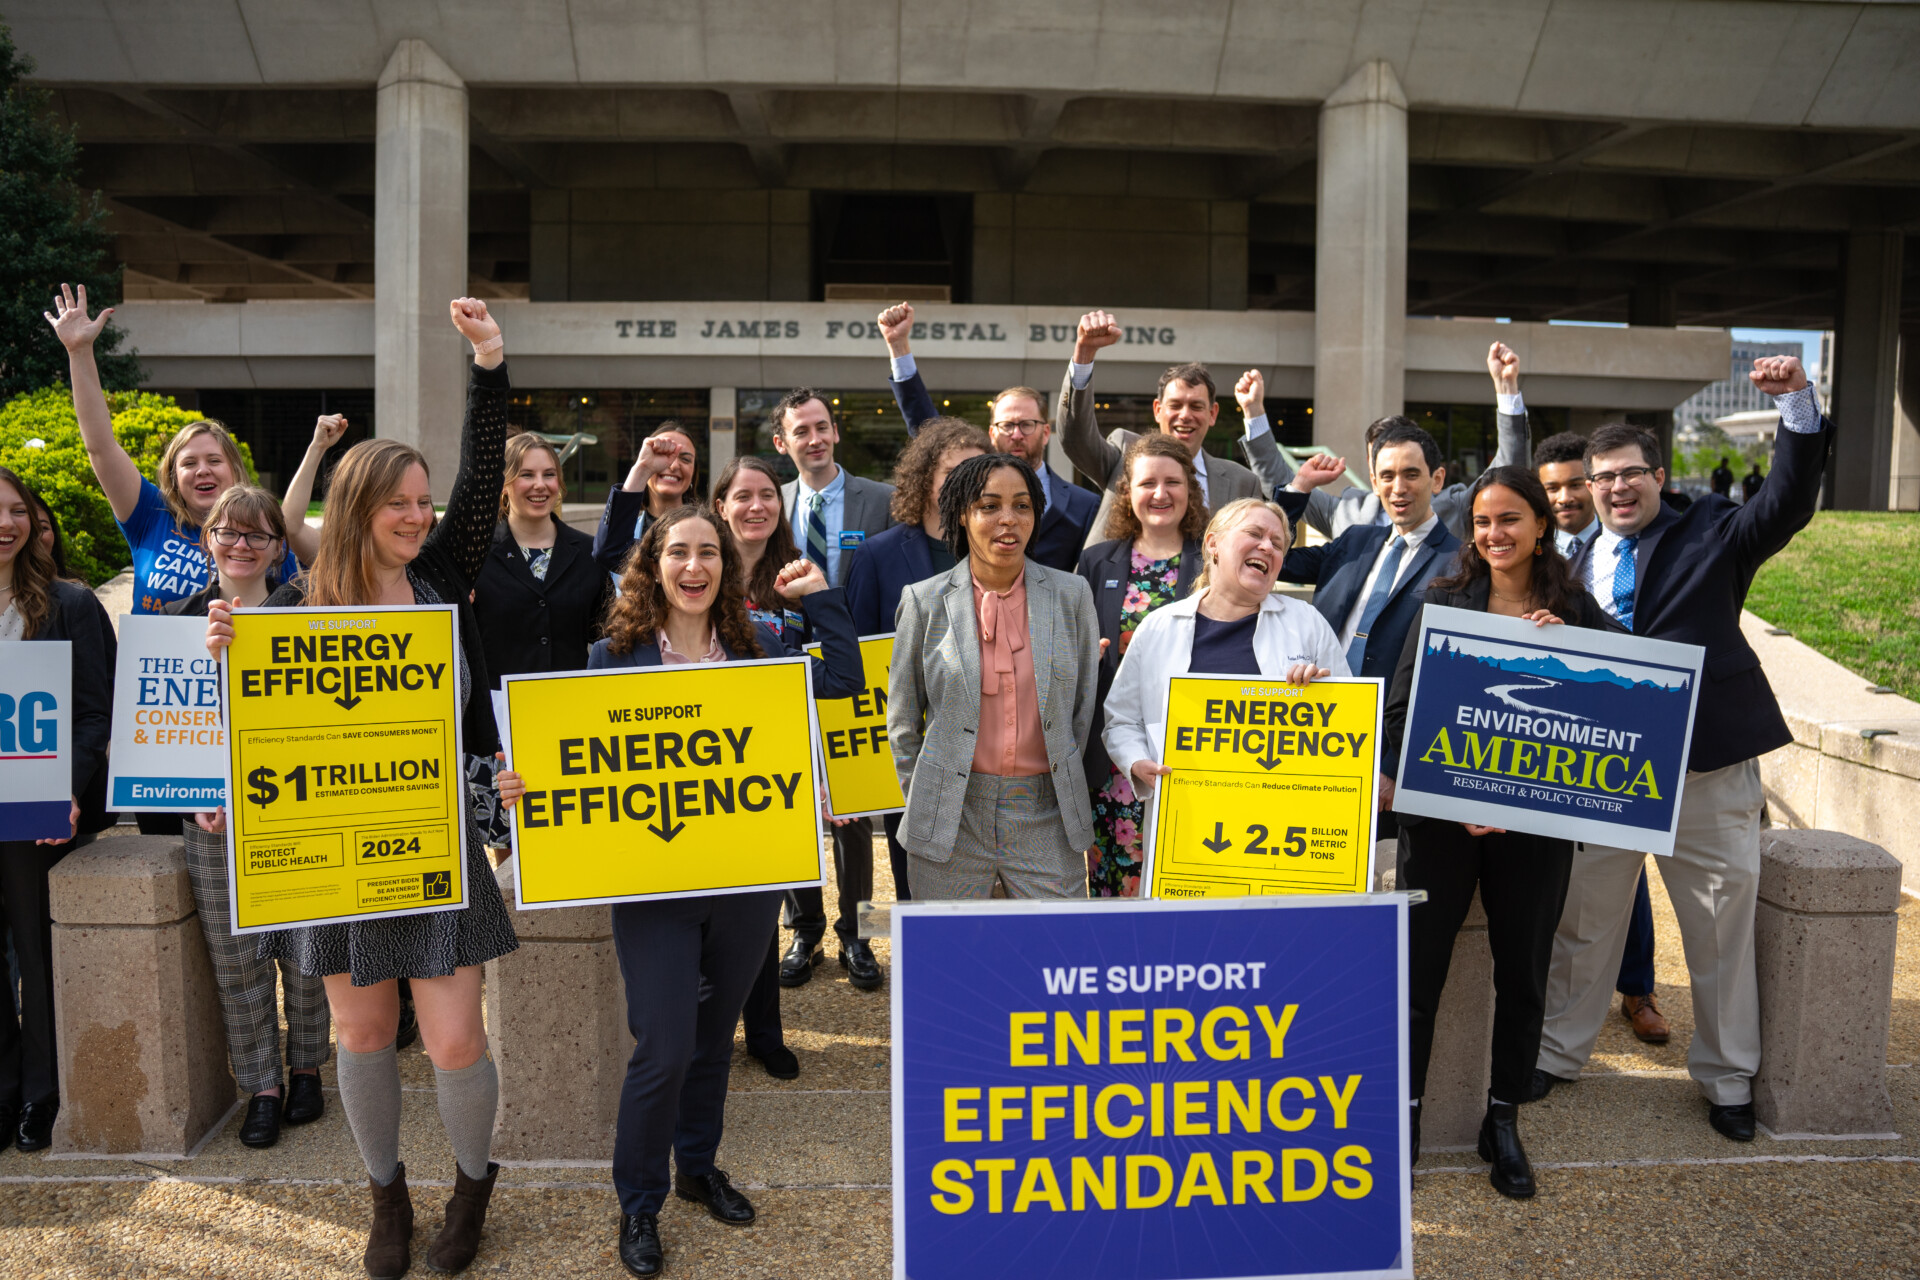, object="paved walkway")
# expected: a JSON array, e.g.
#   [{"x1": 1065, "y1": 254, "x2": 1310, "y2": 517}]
[{"x1": 2, "y1": 836, "x2": 1914, "y2": 1279}]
